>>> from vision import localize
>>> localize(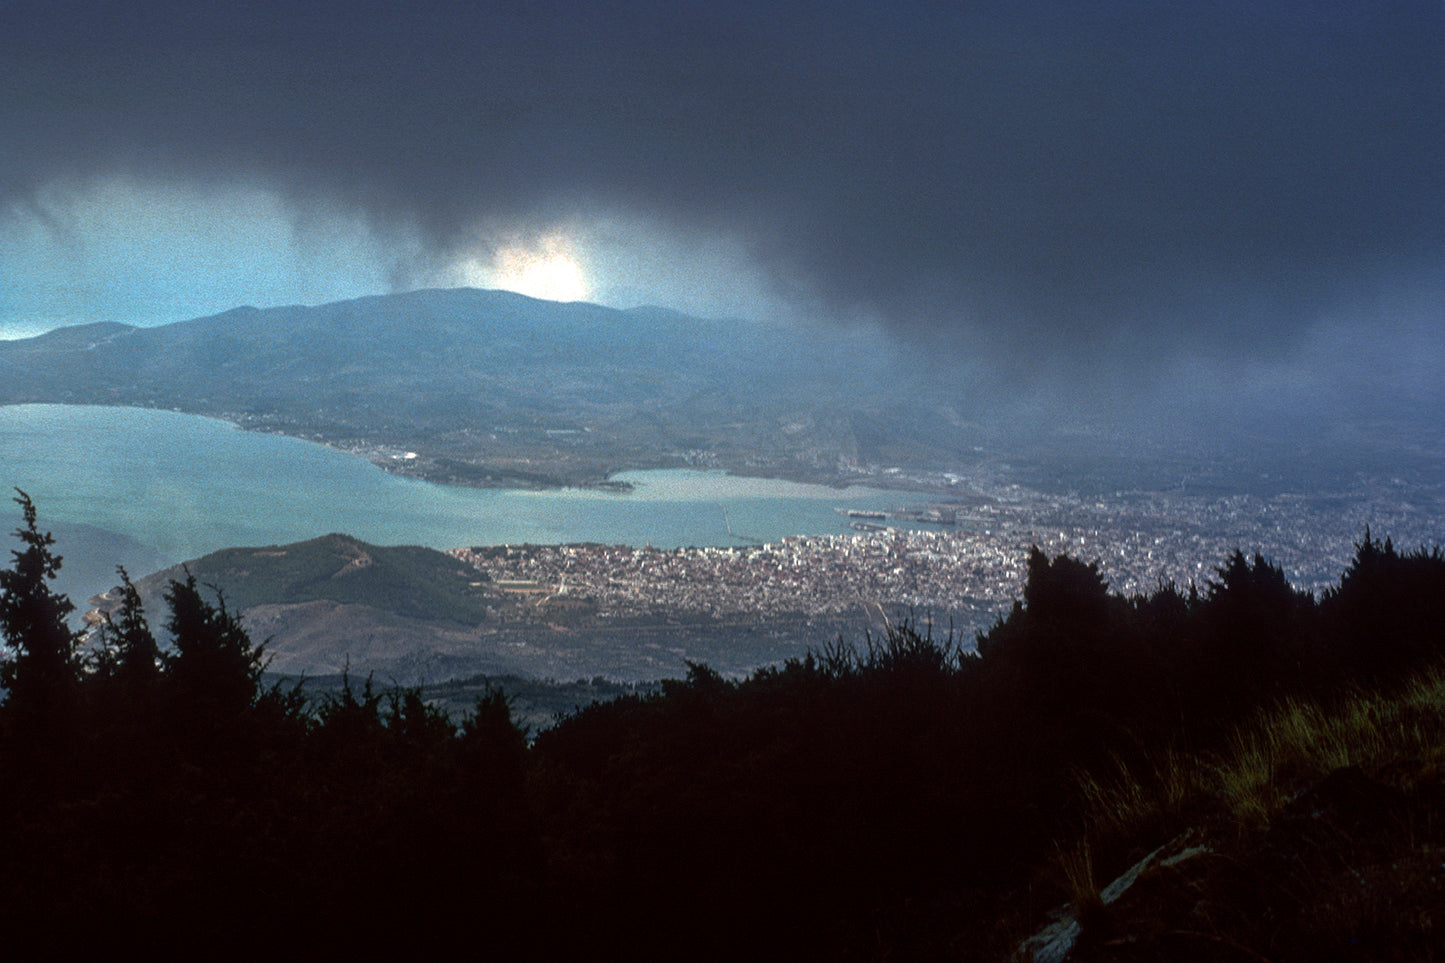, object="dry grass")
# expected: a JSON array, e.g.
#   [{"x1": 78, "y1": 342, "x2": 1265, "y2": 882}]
[
  {"x1": 1069, "y1": 665, "x2": 1445, "y2": 857},
  {"x1": 1035, "y1": 667, "x2": 1445, "y2": 959},
  {"x1": 1053, "y1": 838, "x2": 1100, "y2": 908},
  {"x1": 1218, "y1": 668, "x2": 1445, "y2": 827},
  {"x1": 1075, "y1": 744, "x2": 1199, "y2": 846}
]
